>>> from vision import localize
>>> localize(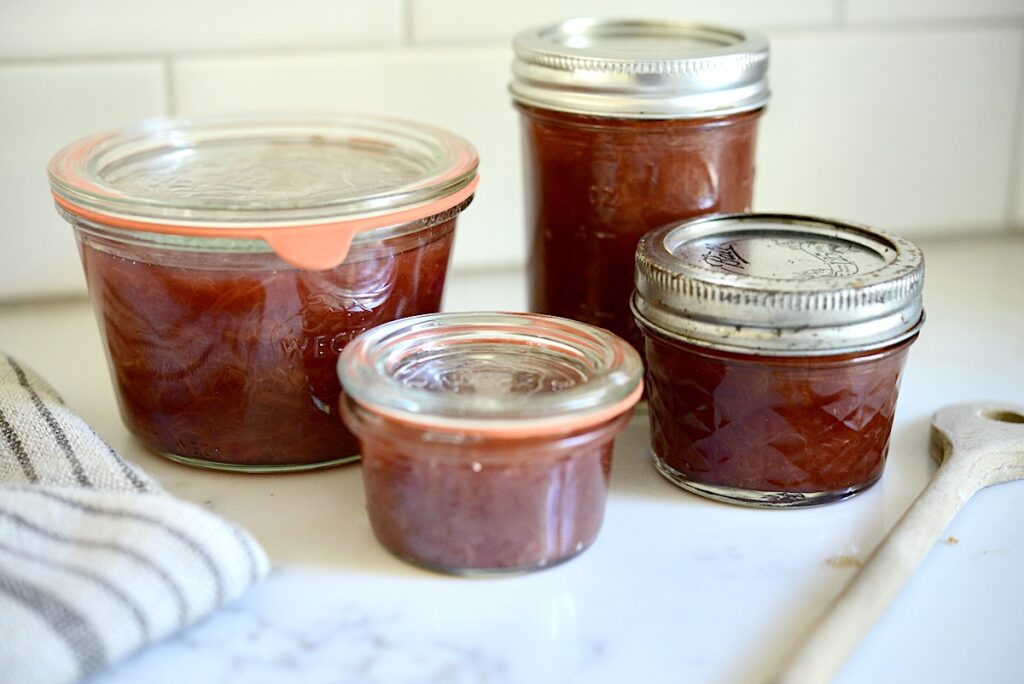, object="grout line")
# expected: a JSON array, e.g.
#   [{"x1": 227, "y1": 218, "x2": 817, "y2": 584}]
[
  {"x1": 1004, "y1": 42, "x2": 1024, "y2": 231},
  {"x1": 763, "y1": 17, "x2": 1024, "y2": 39},
  {"x1": 0, "y1": 18, "x2": 1021, "y2": 67},
  {"x1": 0, "y1": 54, "x2": 168, "y2": 67},
  {"x1": 830, "y1": 16, "x2": 1024, "y2": 33},
  {"x1": 401, "y1": 0, "x2": 414, "y2": 46},
  {"x1": 0, "y1": 294, "x2": 91, "y2": 309},
  {"x1": 449, "y1": 263, "x2": 525, "y2": 277},
  {"x1": 835, "y1": 0, "x2": 849, "y2": 28},
  {"x1": 0, "y1": 41, "x2": 408, "y2": 66},
  {"x1": 163, "y1": 57, "x2": 177, "y2": 116}
]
